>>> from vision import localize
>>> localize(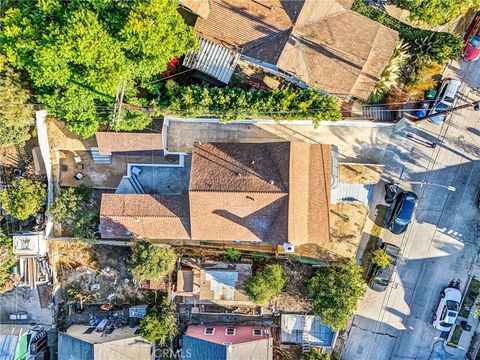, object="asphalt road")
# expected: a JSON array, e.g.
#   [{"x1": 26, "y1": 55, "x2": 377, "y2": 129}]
[{"x1": 342, "y1": 59, "x2": 480, "y2": 360}]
